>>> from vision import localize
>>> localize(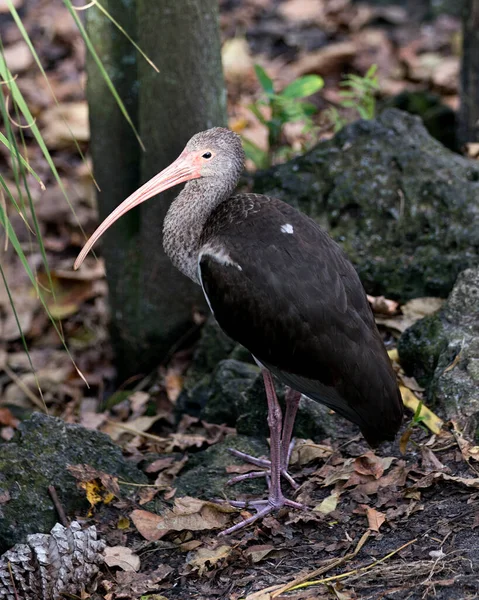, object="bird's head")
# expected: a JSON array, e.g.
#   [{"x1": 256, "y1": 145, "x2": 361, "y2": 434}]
[{"x1": 74, "y1": 127, "x2": 245, "y2": 270}]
